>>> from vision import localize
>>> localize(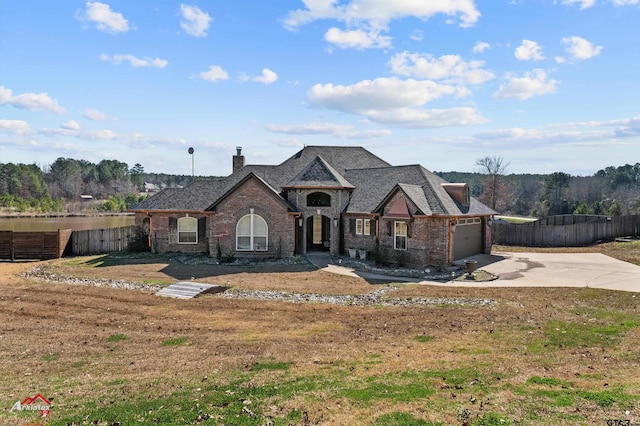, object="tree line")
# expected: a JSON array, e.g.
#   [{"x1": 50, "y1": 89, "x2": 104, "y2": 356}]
[
  {"x1": 438, "y1": 159, "x2": 640, "y2": 217},
  {"x1": 0, "y1": 158, "x2": 201, "y2": 213},
  {"x1": 1, "y1": 156, "x2": 638, "y2": 216}
]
